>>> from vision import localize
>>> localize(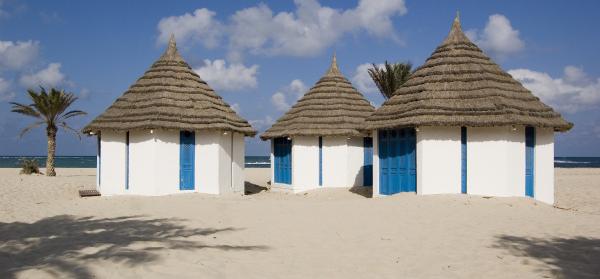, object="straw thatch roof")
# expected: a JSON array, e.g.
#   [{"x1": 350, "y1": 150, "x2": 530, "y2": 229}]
[
  {"x1": 83, "y1": 35, "x2": 256, "y2": 136},
  {"x1": 260, "y1": 54, "x2": 375, "y2": 140},
  {"x1": 364, "y1": 14, "x2": 572, "y2": 132}
]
